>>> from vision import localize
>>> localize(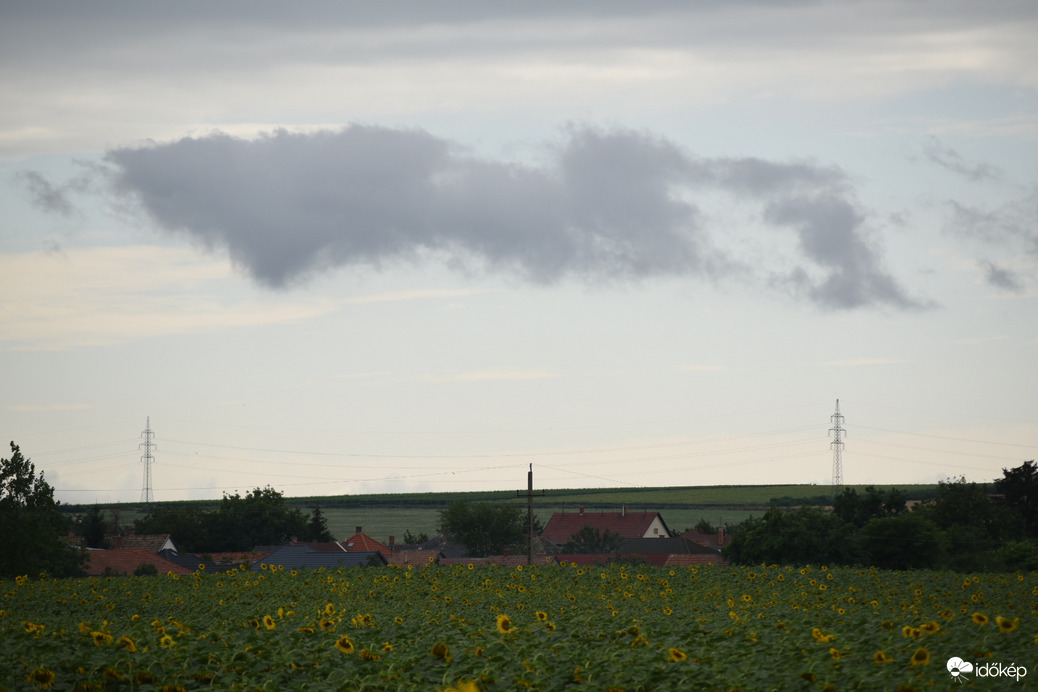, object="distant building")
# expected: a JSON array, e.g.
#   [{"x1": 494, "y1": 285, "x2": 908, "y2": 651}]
[{"x1": 540, "y1": 508, "x2": 672, "y2": 548}]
